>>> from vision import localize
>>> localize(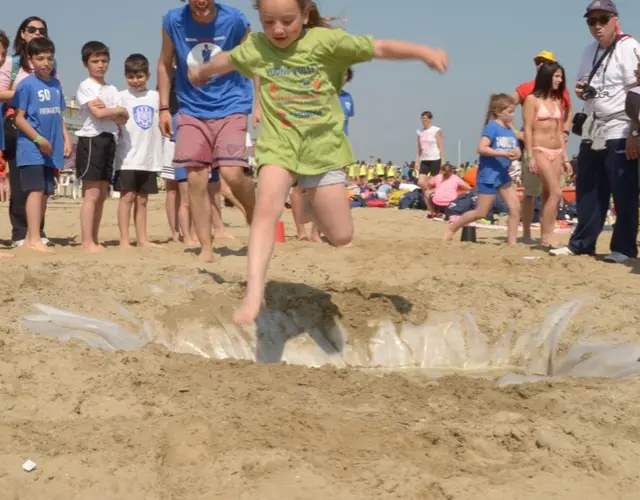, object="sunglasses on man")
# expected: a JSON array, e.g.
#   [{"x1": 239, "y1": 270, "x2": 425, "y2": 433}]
[{"x1": 586, "y1": 15, "x2": 612, "y2": 27}]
